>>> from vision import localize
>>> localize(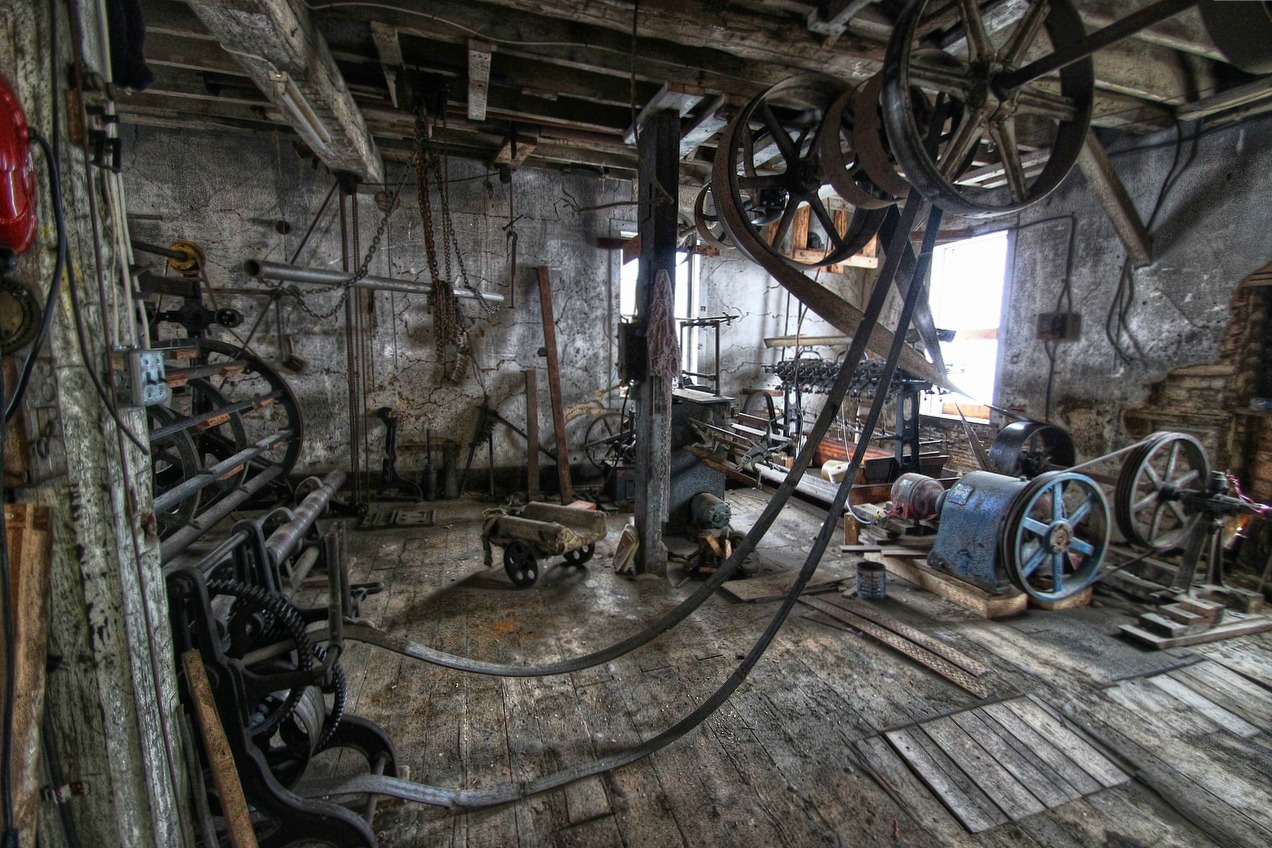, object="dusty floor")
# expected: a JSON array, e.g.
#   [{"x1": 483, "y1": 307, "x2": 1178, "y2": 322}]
[{"x1": 300, "y1": 489, "x2": 1272, "y2": 847}]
